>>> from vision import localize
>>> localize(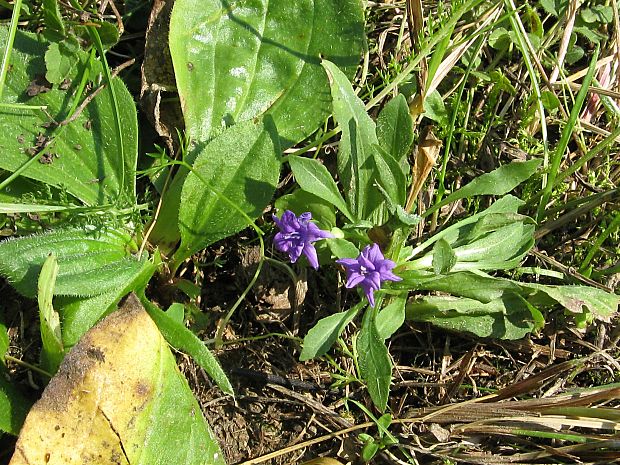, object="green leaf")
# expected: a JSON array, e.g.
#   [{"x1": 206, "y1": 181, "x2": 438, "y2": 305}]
[
  {"x1": 0, "y1": 377, "x2": 32, "y2": 435},
  {"x1": 429, "y1": 159, "x2": 541, "y2": 217},
  {"x1": 0, "y1": 228, "x2": 143, "y2": 298},
  {"x1": 323, "y1": 59, "x2": 382, "y2": 221},
  {"x1": 357, "y1": 311, "x2": 391, "y2": 411},
  {"x1": 407, "y1": 293, "x2": 539, "y2": 340},
  {"x1": 45, "y1": 37, "x2": 80, "y2": 84},
  {"x1": 540, "y1": 0, "x2": 567, "y2": 17},
  {"x1": 375, "y1": 295, "x2": 406, "y2": 340},
  {"x1": 0, "y1": 28, "x2": 138, "y2": 206},
  {"x1": 526, "y1": 284, "x2": 619, "y2": 323},
  {"x1": 168, "y1": 0, "x2": 365, "y2": 147},
  {"x1": 57, "y1": 257, "x2": 157, "y2": 347},
  {"x1": 274, "y1": 188, "x2": 336, "y2": 229},
  {"x1": 410, "y1": 195, "x2": 525, "y2": 258},
  {"x1": 300, "y1": 304, "x2": 361, "y2": 361},
  {"x1": 42, "y1": 0, "x2": 65, "y2": 35},
  {"x1": 140, "y1": 295, "x2": 234, "y2": 397},
  {"x1": 166, "y1": 303, "x2": 186, "y2": 325},
  {"x1": 175, "y1": 119, "x2": 281, "y2": 264},
  {"x1": 326, "y1": 238, "x2": 359, "y2": 260},
  {"x1": 412, "y1": 217, "x2": 534, "y2": 273},
  {"x1": 288, "y1": 155, "x2": 354, "y2": 221},
  {"x1": 9, "y1": 295, "x2": 225, "y2": 464},
  {"x1": 581, "y1": 6, "x2": 613, "y2": 24},
  {"x1": 373, "y1": 145, "x2": 407, "y2": 212},
  {"x1": 38, "y1": 253, "x2": 64, "y2": 374},
  {"x1": 376, "y1": 94, "x2": 413, "y2": 163},
  {"x1": 432, "y1": 238, "x2": 456, "y2": 275},
  {"x1": 0, "y1": 321, "x2": 8, "y2": 367},
  {"x1": 423, "y1": 90, "x2": 449, "y2": 127}
]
